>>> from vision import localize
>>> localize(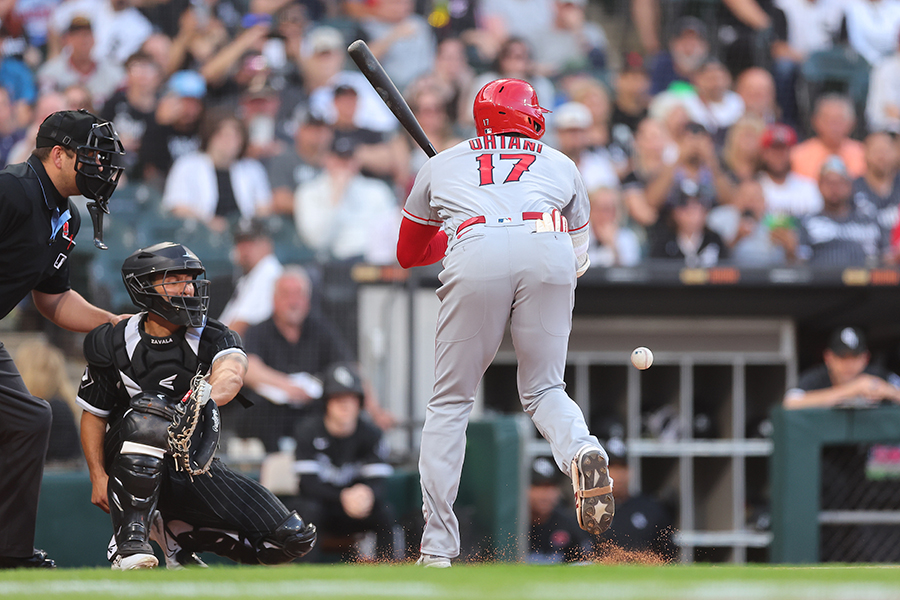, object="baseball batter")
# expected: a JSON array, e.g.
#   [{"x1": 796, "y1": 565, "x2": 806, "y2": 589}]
[{"x1": 396, "y1": 79, "x2": 614, "y2": 567}]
